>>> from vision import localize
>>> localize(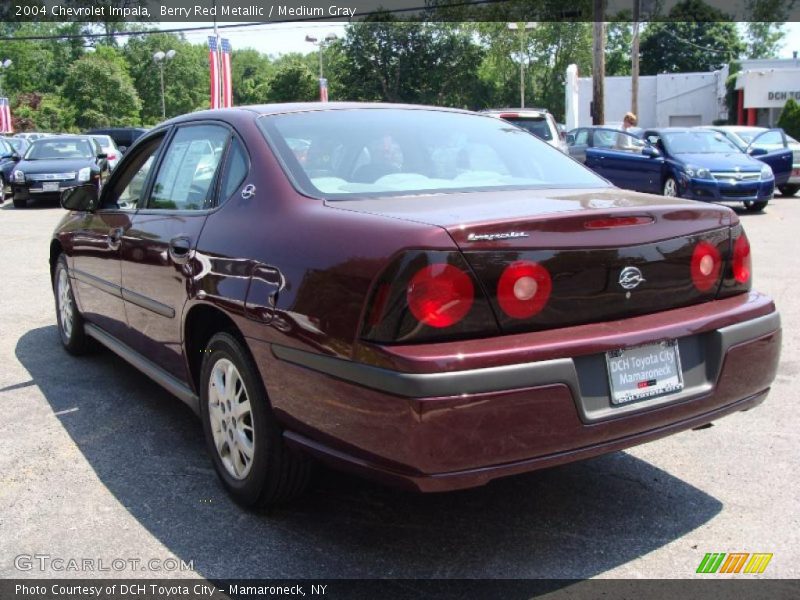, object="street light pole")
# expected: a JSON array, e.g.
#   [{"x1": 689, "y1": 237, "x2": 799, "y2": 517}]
[
  {"x1": 508, "y1": 22, "x2": 535, "y2": 108},
  {"x1": 0, "y1": 59, "x2": 12, "y2": 97},
  {"x1": 305, "y1": 33, "x2": 338, "y2": 102},
  {"x1": 153, "y1": 50, "x2": 176, "y2": 120}
]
